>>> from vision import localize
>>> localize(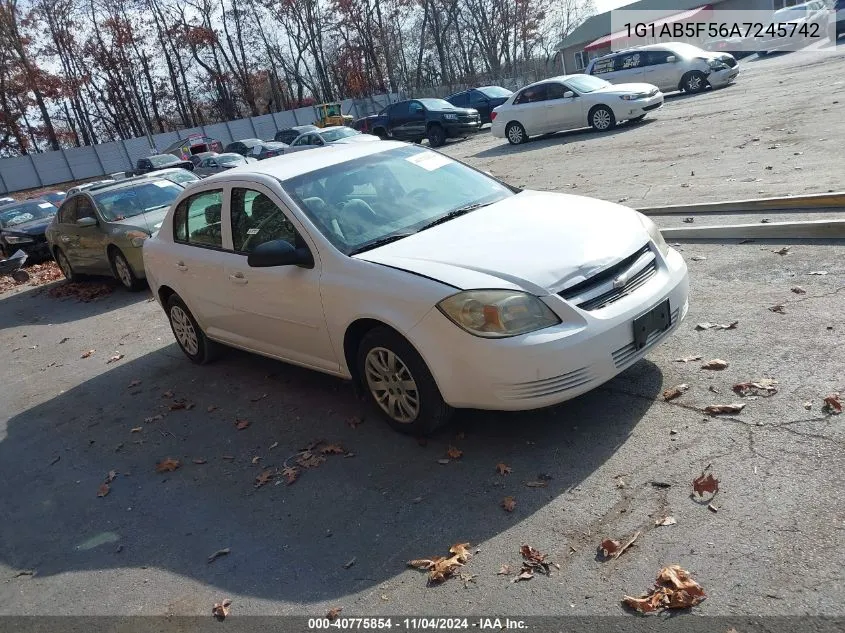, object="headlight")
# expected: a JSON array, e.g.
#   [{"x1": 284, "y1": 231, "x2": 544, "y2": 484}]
[
  {"x1": 708, "y1": 59, "x2": 728, "y2": 69},
  {"x1": 437, "y1": 290, "x2": 561, "y2": 338},
  {"x1": 442, "y1": 113, "x2": 458, "y2": 120},
  {"x1": 620, "y1": 93, "x2": 648, "y2": 101},
  {"x1": 638, "y1": 213, "x2": 670, "y2": 257},
  {"x1": 4, "y1": 235, "x2": 34, "y2": 244},
  {"x1": 126, "y1": 230, "x2": 150, "y2": 248}
]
